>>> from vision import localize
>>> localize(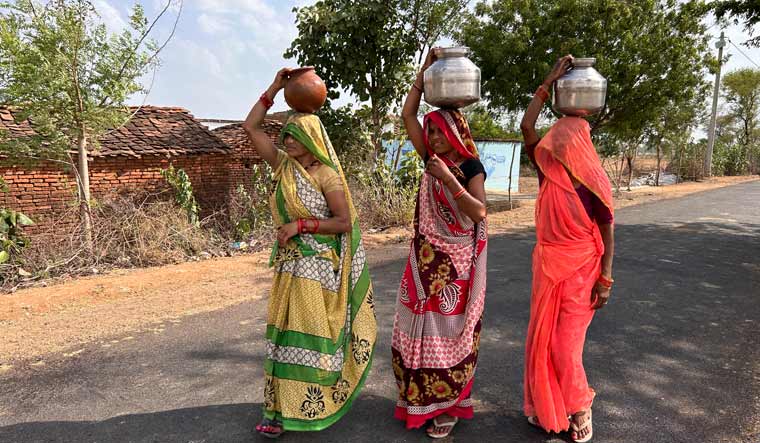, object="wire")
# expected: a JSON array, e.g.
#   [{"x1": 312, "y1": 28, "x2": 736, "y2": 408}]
[{"x1": 727, "y1": 38, "x2": 760, "y2": 69}]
